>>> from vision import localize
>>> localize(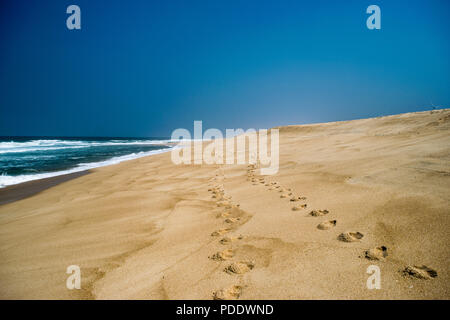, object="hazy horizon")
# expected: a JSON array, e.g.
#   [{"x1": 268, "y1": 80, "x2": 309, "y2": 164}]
[{"x1": 0, "y1": 107, "x2": 448, "y2": 138}]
